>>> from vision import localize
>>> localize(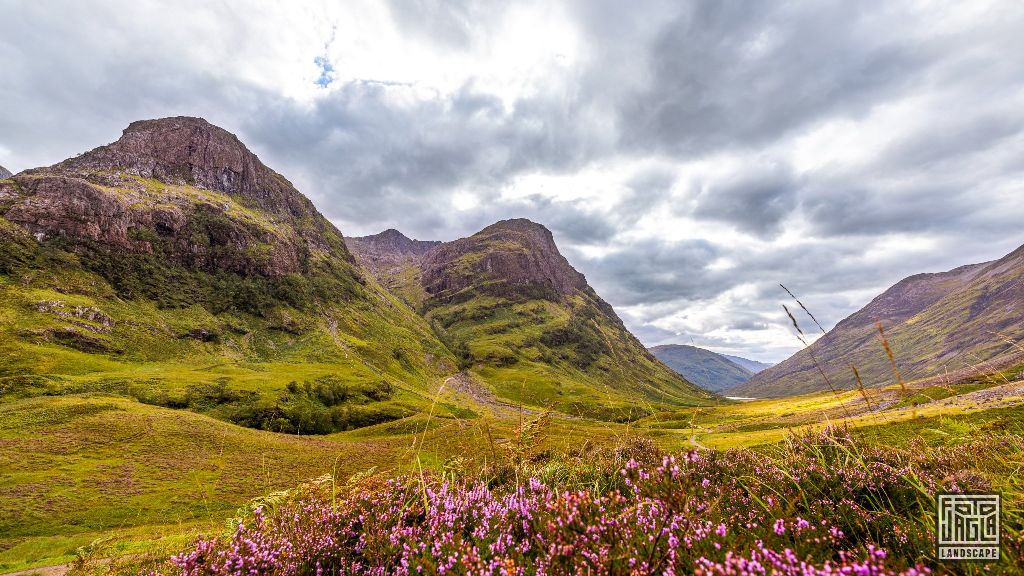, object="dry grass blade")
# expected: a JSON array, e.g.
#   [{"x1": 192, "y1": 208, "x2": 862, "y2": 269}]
[
  {"x1": 876, "y1": 321, "x2": 907, "y2": 396},
  {"x1": 783, "y1": 304, "x2": 851, "y2": 418},
  {"x1": 783, "y1": 304, "x2": 809, "y2": 345},
  {"x1": 780, "y1": 284, "x2": 827, "y2": 335},
  {"x1": 850, "y1": 364, "x2": 873, "y2": 410}
]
